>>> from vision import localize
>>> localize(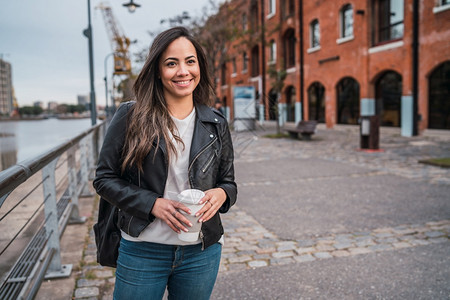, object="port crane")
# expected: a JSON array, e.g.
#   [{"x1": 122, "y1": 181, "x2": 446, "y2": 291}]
[{"x1": 97, "y1": 2, "x2": 132, "y2": 75}]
